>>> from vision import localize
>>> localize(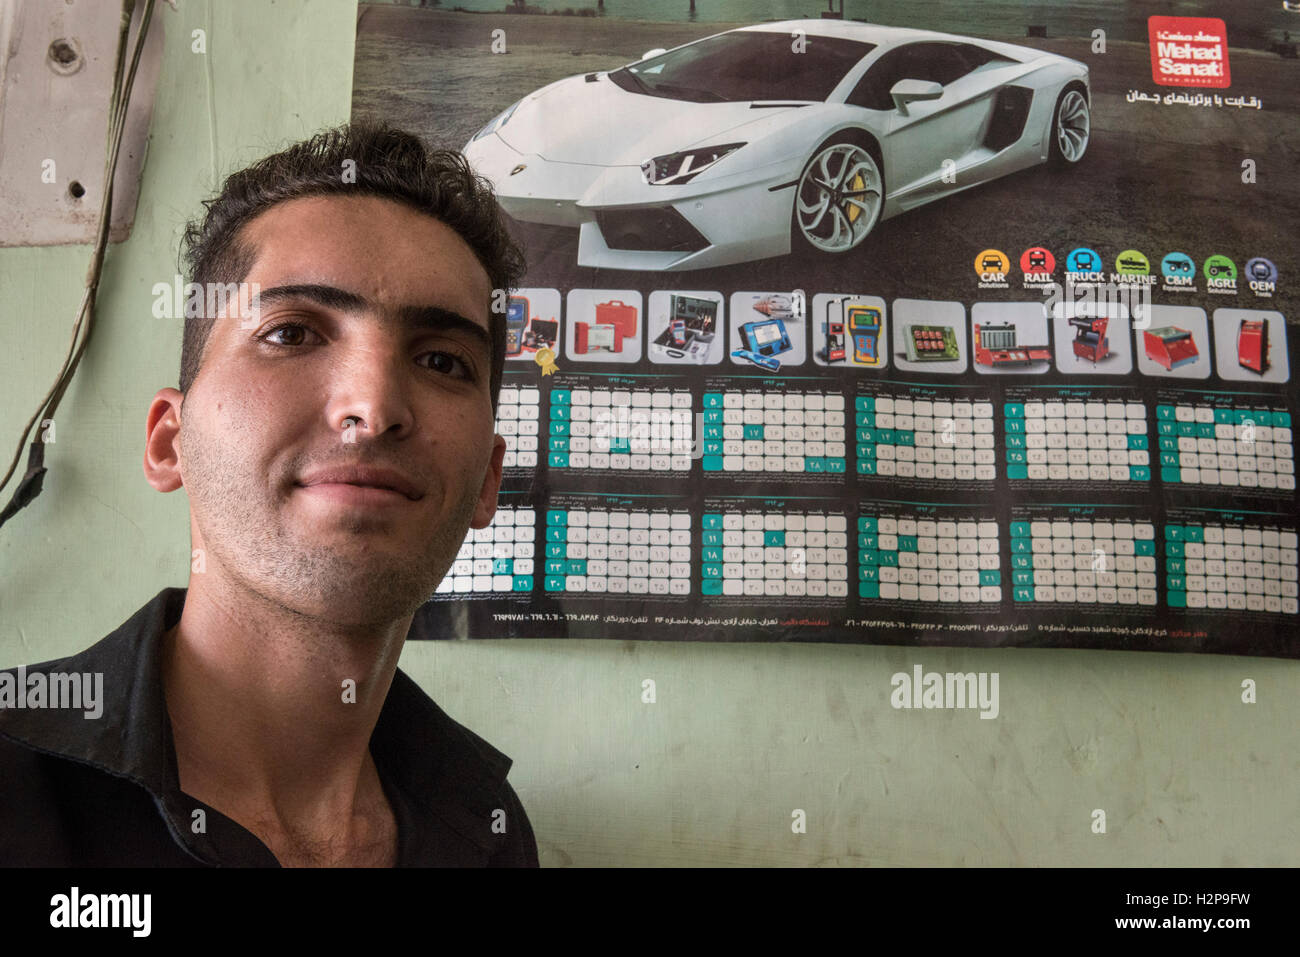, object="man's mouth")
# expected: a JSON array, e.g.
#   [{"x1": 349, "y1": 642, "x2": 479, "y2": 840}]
[
  {"x1": 295, "y1": 484, "x2": 418, "y2": 508},
  {"x1": 295, "y1": 466, "x2": 424, "y2": 502}
]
